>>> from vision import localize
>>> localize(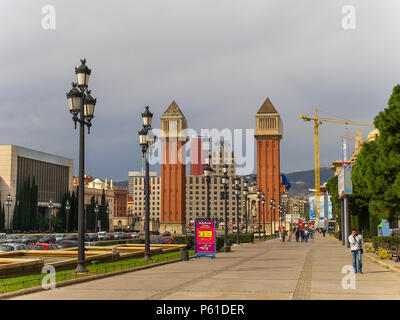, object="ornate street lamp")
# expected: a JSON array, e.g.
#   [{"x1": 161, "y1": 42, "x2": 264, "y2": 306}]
[
  {"x1": 256, "y1": 189, "x2": 261, "y2": 240},
  {"x1": 221, "y1": 164, "x2": 229, "y2": 249},
  {"x1": 94, "y1": 203, "x2": 99, "y2": 233},
  {"x1": 6, "y1": 193, "x2": 13, "y2": 231},
  {"x1": 261, "y1": 193, "x2": 266, "y2": 240},
  {"x1": 66, "y1": 58, "x2": 97, "y2": 273},
  {"x1": 203, "y1": 153, "x2": 213, "y2": 220},
  {"x1": 234, "y1": 177, "x2": 241, "y2": 245},
  {"x1": 65, "y1": 200, "x2": 71, "y2": 233},
  {"x1": 270, "y1": 198, "x2": 276, "y2": 237},
  {"x1": 138, "y1": 106, "x2": 155, "y2": 262},
  {"x1": 243, "y1": 181, "x2": 249, "y2": 233},
  {"x1": 48, "y1": 200, "x2": 54, "y2": 233}
]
